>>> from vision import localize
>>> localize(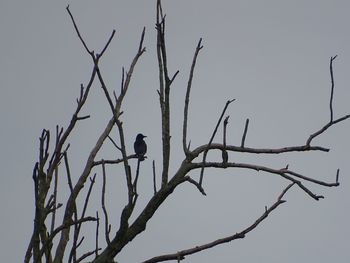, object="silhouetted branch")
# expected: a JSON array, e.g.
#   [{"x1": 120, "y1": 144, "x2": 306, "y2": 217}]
[
  {"x1": 27, "y1": 3, "x2": 350, "y2": 263},
  {"x1": 141, "y1": 183, "x2": 293, "y2": 263},
  {"x1": 54, "y1": 116, "x2": 116, "y2": 262},
  {"x1": 192, "y1": 161, "x2": 335, "y2": 200},
  {"x1": 241, "y1": 118, "x2": 249, "y2": 147},
  {"x1": 221, "y1": 116, "x2": 229, "y2": 164},
  {"x1": 98, "y1": 30, "x2": 116, "y2": 58},
  {"x1": 92, "y1": 155, "x2": 138, "y2": 167},
  {"x1": 66, "y1": 5, "x2": 92, "y2": 55},
  {"x1": 156, "y1": 3, "x2": 173, "y2": 188},
  {"x1": 107, "y1": 135, "x2": 122, "y2": 151},
  {"x1": 101, "y1": 161, "x2": 111, "y2": 246},
  {"x1": 306, "y1": 114, "x2": 350, "y2": 146},
  {"x1": 64, "y1": 152, "x2": 79, "y2": 263},
  {"x1": 191, "y1": 143, "x2": 329, "y2": 157},
  {"x1": 51, "y1": 217, "x2": 97, "y2": 242},
  {"x1": 153, "y1": 160, "x2": 157, "y2": 195},
  {"x1": 70, "y1": 174, "x2": 97, "y2": 262},
  {"x1": 306, "y1": 55, "x2": 350, "y2": 145},
  {"x1": 117, "y1": 27, "x2": 146, "y2": 108},
  {"x1": 50, "y1": 167, "x2": 59, "y2": 234},
  {"x1": 133, "y1": 160, "x2": 141, "y2": 195},
  {"x1": 183, "y1": 176, "x2": 206, "y2": 195},
  {"x1": 329, "y1": 55, "x2": 337, "y2": 122},
  {"x1": 199, "y1": 99, "x2": 235, "y2": 186},
  {"x1": 183, "y1": 38, "x2": 203, "y2": 156},
  {"x1": 336, "y1": 169, "x2": 340, "y2": 184},
  {"x1": 95, "y1": 211, "x2": 100, "y2": 258}
]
